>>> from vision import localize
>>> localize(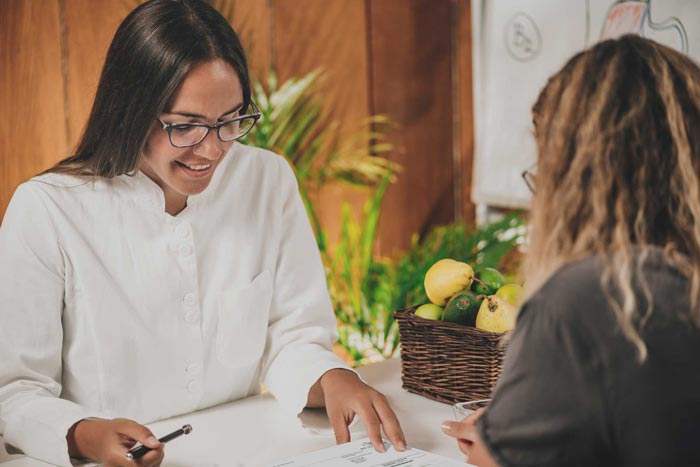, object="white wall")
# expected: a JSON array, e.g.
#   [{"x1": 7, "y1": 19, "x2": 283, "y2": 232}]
[{"x1": 471, "y1": 0, "x2": 699, "y2": 213}]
